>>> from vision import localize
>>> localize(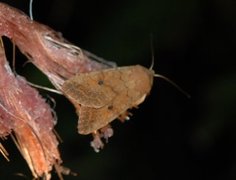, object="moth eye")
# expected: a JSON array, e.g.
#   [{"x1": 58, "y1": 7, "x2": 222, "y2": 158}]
[
  {"x1": 98, "y1": 80, "x2": 104, "y2": 85},
  {"x1": 107, "y1": 105, "x2": 113, "y2": 110}
]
